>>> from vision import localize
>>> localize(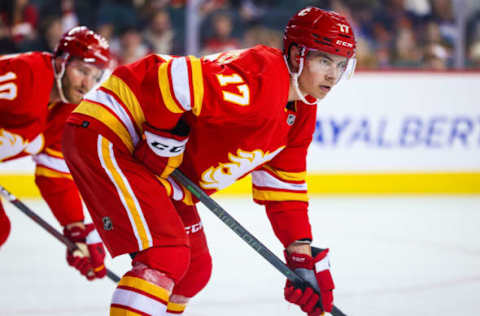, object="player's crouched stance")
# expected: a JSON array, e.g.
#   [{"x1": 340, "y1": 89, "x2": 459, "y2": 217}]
[
  {"x1": 0, "y1": 26, "x2": 111, "y2": 281},
  {"x1": 63, "y1": 6, "x2": 355, "y2": 315}
]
